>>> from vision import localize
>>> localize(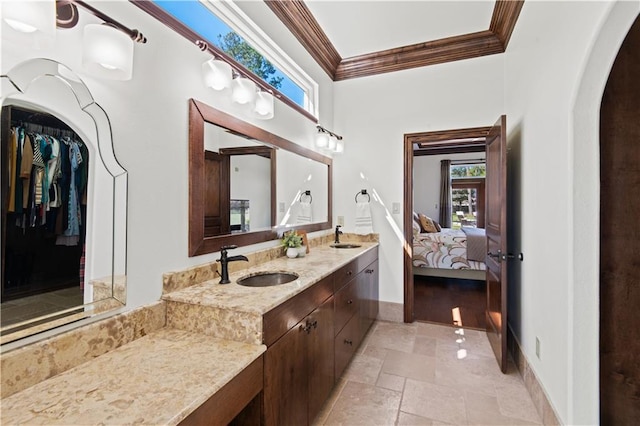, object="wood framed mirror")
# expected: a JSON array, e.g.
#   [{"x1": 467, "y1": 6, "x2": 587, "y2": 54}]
[{"x1": 188, "y1": 99, "x2": 332, "y2": 256}]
